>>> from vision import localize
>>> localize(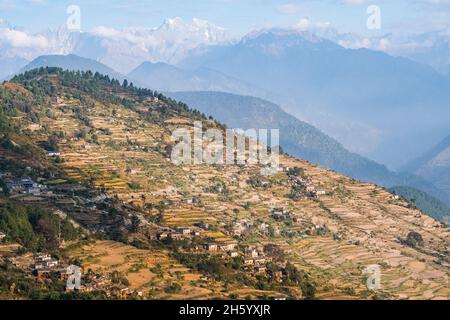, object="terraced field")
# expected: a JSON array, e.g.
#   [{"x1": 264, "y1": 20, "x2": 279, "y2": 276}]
[{"x1": 5, "y1": 72, "x2": 448, "y2": 300}]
